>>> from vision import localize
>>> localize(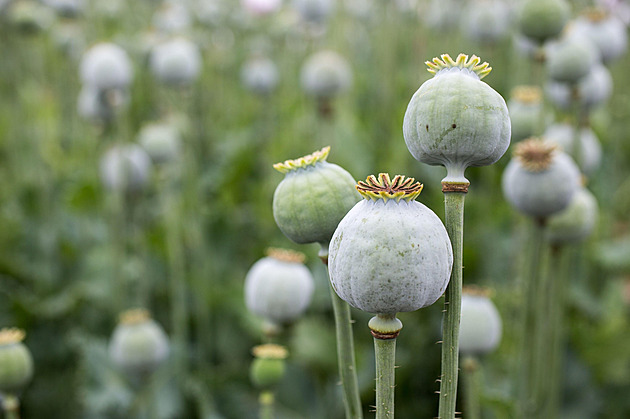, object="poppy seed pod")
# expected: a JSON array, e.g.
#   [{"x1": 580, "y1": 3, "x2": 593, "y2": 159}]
[
  {"x1": 272, "y1": 146, "x2": 360, "y2": 246},
  {"x1": 462, "y1": 0, "x2": 511, "y2": 44},
  {"x1": 570, "y1": 8, "x2": 628, "y2": 64},
  {"x1": 292, "y1": 0, "x2": 334, "y2": 23},
  {"x1": 403, "y1": 54, "x2": 511, "y2": 187},
  {"x1": 545, "y1": 63, "x2": 612, "y2": 112},
  {"x1": 109, "y1": 309, "x2": 170, "y2": 377},
  {"x1": 545, "y1": 34, "x2": 600, "y2": 84},
  {"x1": 543, "y1": 123, "x2": 602, "y2": 176},
  {"x1": 137, "y1": 122, "x2": 182, "y2": 164},
  {"x1": 0, "y1": 328, "x2": 34, "y2": 395},
  {"x1": 79, "y1": 43, "x2": 133, "y2": 90},
  {"x1": 547, "y1": 186, "x2": 598, "y2": 244},
  {"x1": 152, "y1": 2, "x2": 191, "y2": 35},
  {"x1": 150, "y1": 38, "x2": 202, "y2": 86},
  {"x1": 77, "y1": 85, "x2": 128, "y2": 123},
  {"x1": 241, "y1": 56, "x2": 279, "y2": 95},
  {"x1": 508, "y1": 86, "x2": 546, "y2": 142},
  {"x1": 250, "y1": 344, "x2": 288, "y2": 389},
  {"x1": 100, "y1": 144, "x2": 152, "y2": 193},
  {"x1": 244, "y1": 248, "x2": 314, "y2": 326},
  {"x1": 517, "y1": 0, "x2": 570, "y2": 44},
  {"x1": 328, "y1": 174, "x2": 453, "y2": 315},
  {"x1": 459, "y1": 287, "x2": 502, "y2": 355},
  {"x1": 300, "y1": 50, "x2": 352, "y2": 99},
  {"x1": 502, "y1": 138, "x2": 581, "y2": 219}
]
